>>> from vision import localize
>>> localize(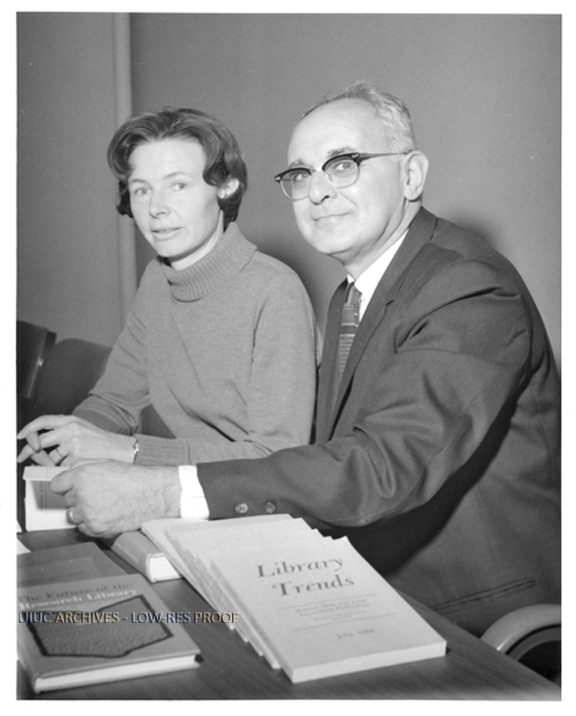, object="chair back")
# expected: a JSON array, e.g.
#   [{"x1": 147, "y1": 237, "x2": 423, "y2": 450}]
[
  {"x1": 17, "y1": 321, "x2": 57, "y2": 399},
  {"x1": 482, "y1": 604, "x2": 561, "y2": 685},
  {"x1": 34, "y1": 338, "x2": 112, "y2": 414}
]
